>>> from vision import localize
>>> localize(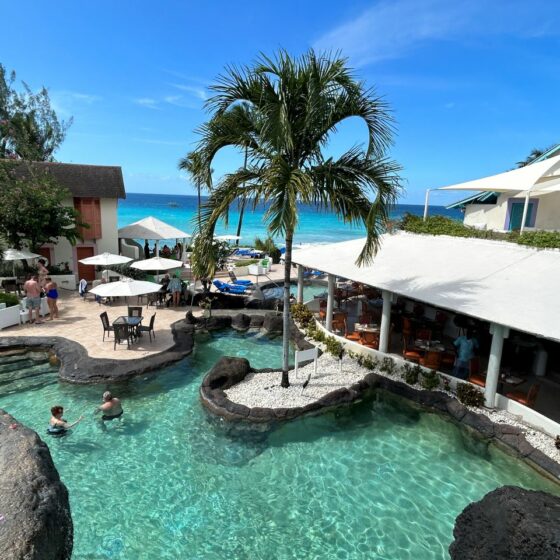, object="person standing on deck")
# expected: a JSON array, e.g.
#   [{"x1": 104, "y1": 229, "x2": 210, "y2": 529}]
[{"x1": 453, "y1": 329, "x2": 478, "y2": 379}]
